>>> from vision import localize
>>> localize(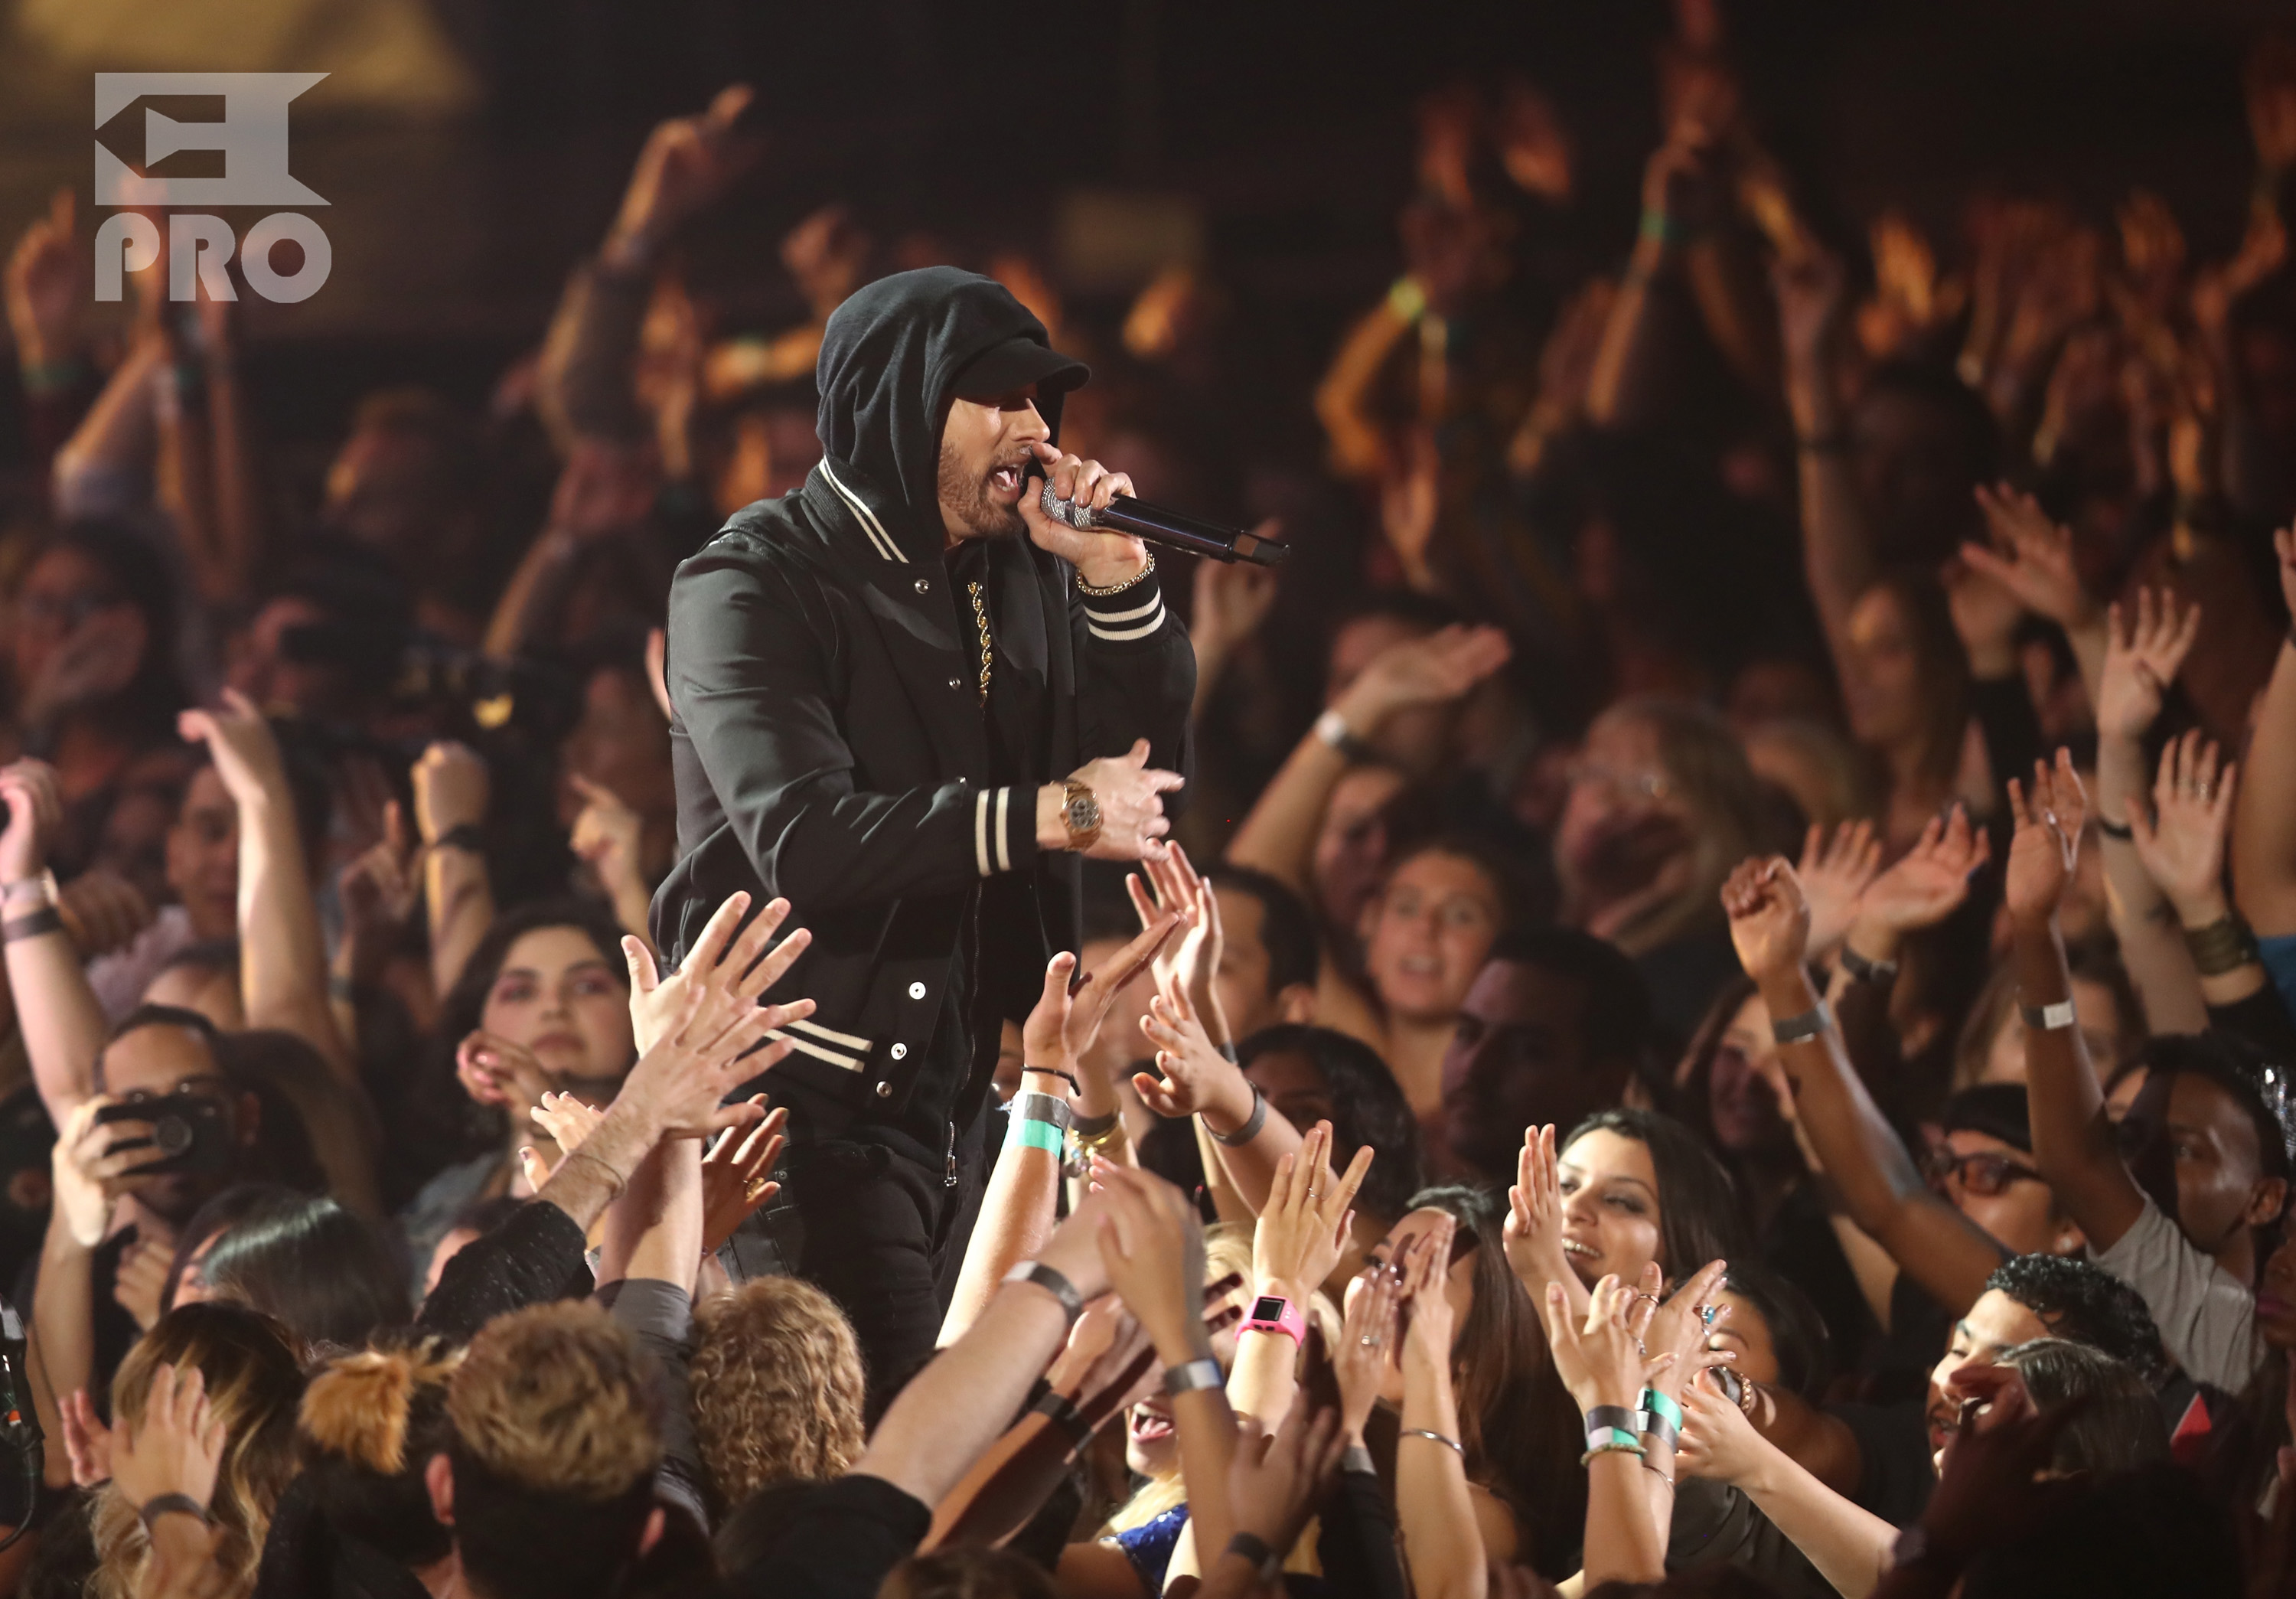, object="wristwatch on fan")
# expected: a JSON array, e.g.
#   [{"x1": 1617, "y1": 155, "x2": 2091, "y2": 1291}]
[{"x1": 1060, "y1": 779, "x2": 1103, "y2": 851}]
